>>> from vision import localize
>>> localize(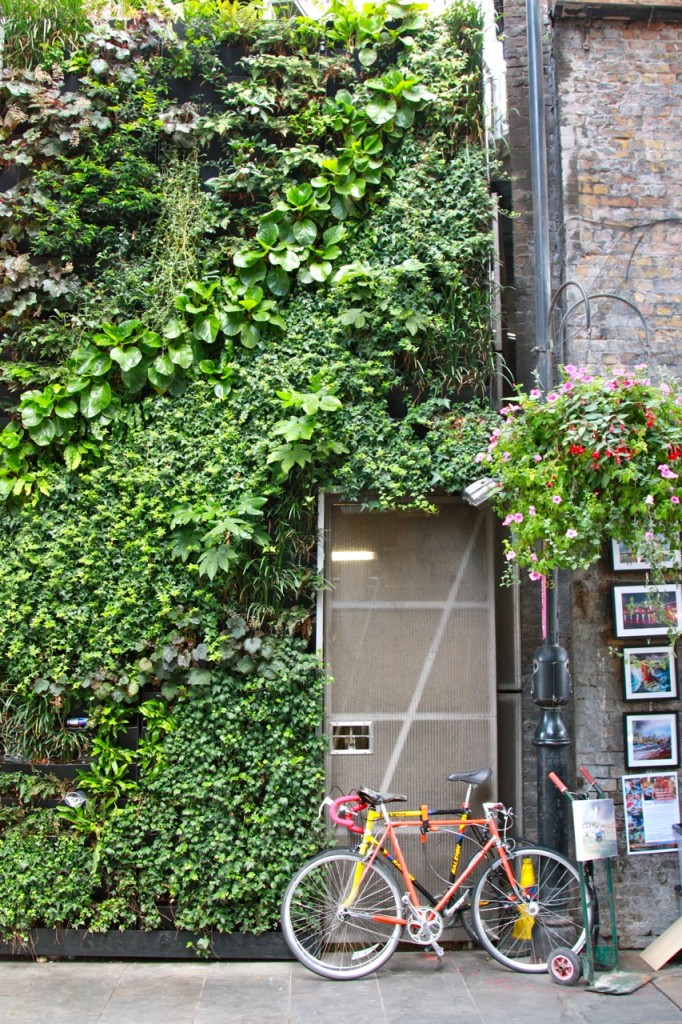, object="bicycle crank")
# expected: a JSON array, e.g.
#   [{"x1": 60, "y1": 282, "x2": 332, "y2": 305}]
[{"x1": 405, "y1": 905, "x2": 445, "y2": 946}]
